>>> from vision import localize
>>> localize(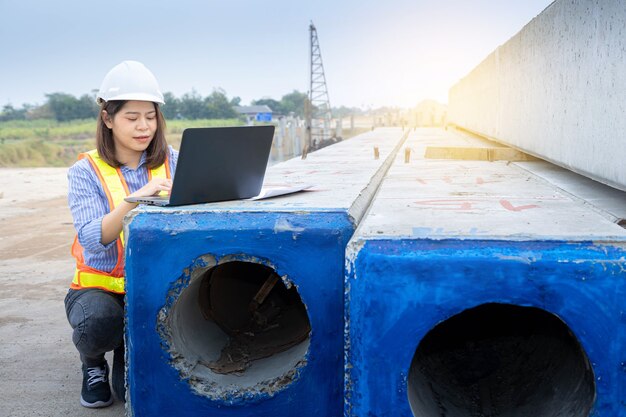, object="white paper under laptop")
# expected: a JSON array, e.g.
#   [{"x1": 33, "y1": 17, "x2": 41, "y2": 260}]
[{"x1": 250, "y1": 184, "x2": 313, "y2": 200}]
